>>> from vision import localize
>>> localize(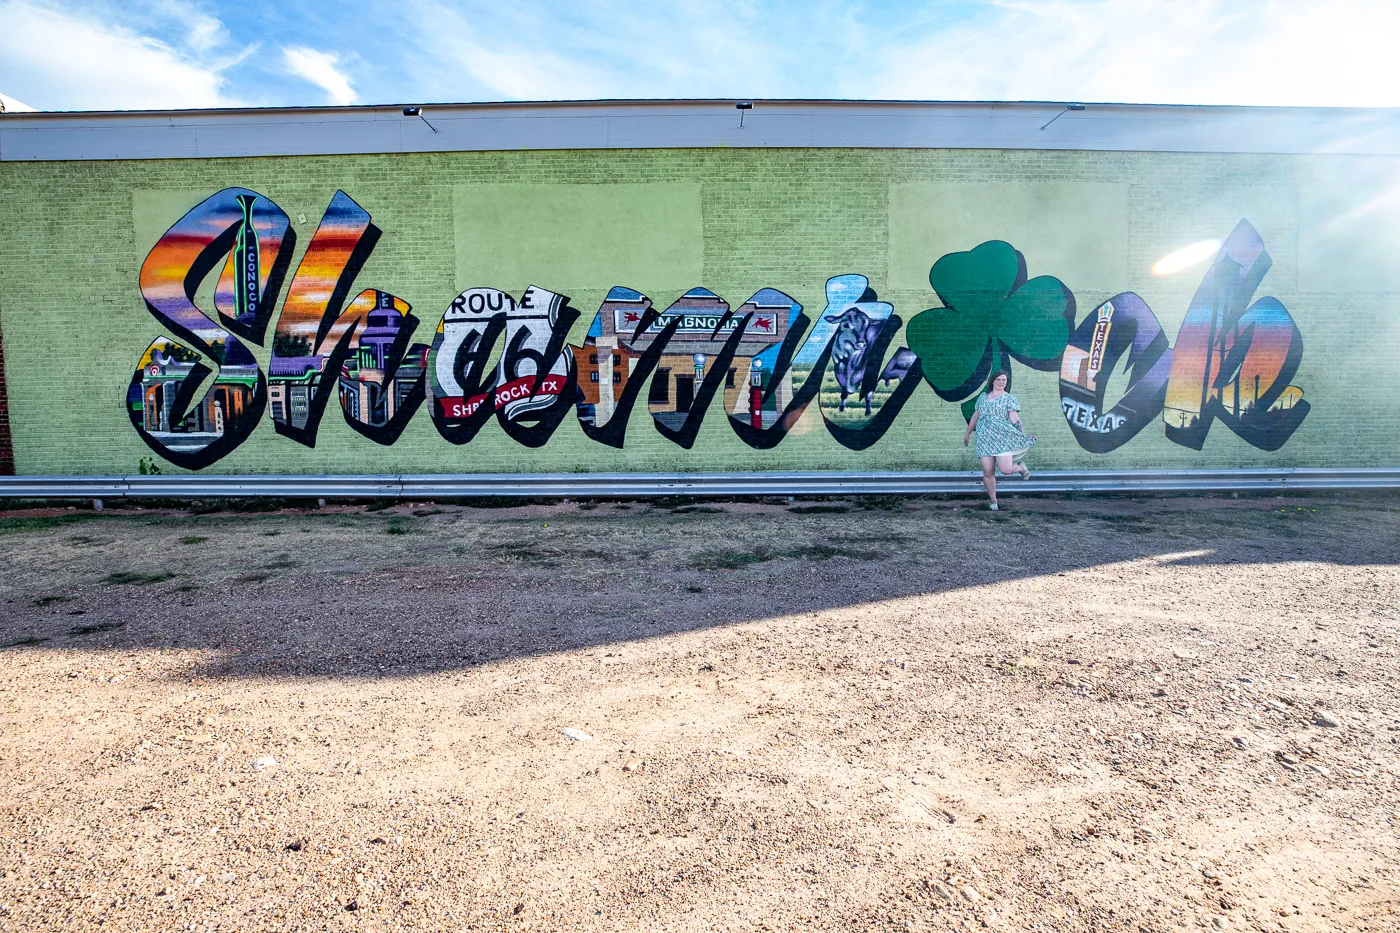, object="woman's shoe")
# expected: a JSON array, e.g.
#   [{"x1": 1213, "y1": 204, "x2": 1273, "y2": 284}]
[
  {"x1": 1021, "y1": 467, "x2": 1032, "y2": 480},
  {"x1": 989, "y1": 502, "x2": 999, "y2": 511}
]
